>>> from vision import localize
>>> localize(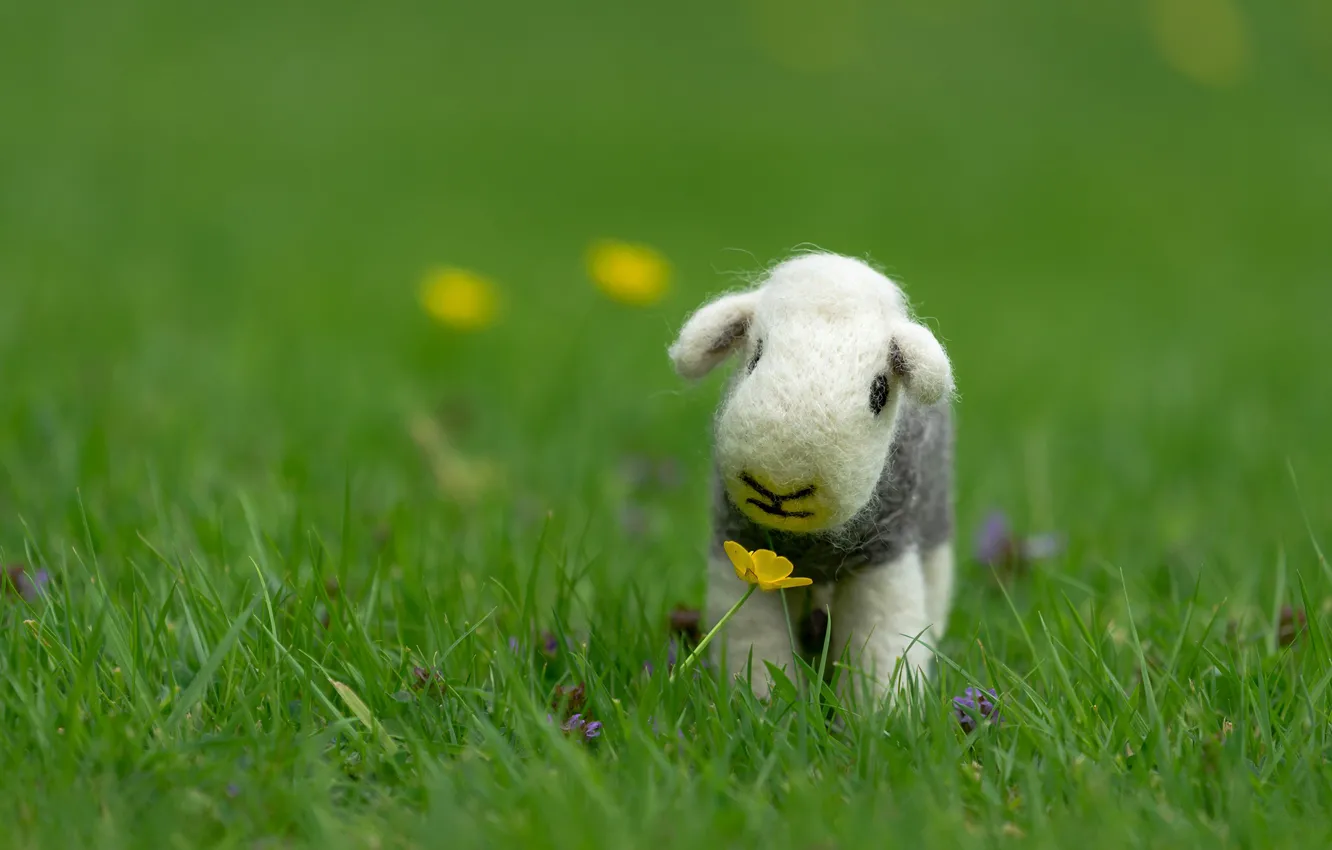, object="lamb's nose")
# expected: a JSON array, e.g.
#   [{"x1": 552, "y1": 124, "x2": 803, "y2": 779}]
[
  {"x1": 738, "y1": 472, "x2": 780, "y2": 502},
  {"x1": 778, "y1": 483, "x2": 818, "y2": 502},
  {"x1": 739, "y1": 472, "x2": 816, "y2": 503},
  {"x1": 729, "y1": 471, "x2": 824, "y2": 530}
]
